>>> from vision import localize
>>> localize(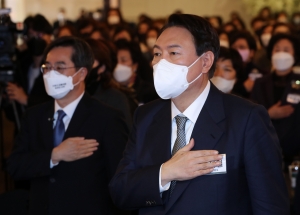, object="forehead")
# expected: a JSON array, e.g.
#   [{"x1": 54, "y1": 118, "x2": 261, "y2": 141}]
[
  {"x1": 217, "y1": 58, "x2": 233, "y2": 66},
  {"x1": 155, "y1": 26, "x2": 195, "y2": 50},
  {"x1": 274, "y1": 39, "x2": 293, "y2": 47},
  {"x1": 46, "y1": 46, "x2": 73, "y2": 64},
  {"x1": 118, "y1": 49, "x2": 131, "y2": 58}
]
